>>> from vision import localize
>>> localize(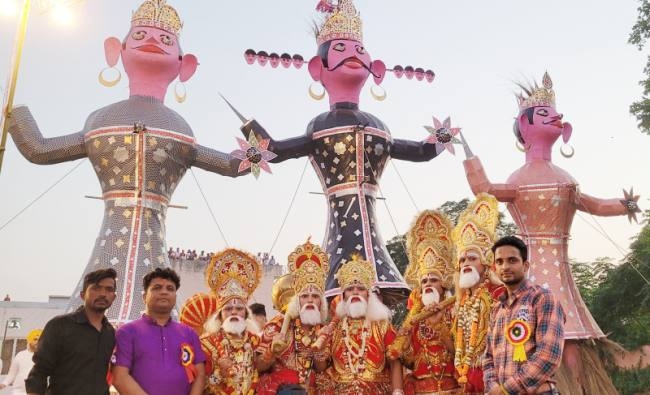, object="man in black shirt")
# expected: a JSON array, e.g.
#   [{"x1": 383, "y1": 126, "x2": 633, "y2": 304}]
[{"x1": 26, "y1": 268, "x2": 117, "y2": 395}]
